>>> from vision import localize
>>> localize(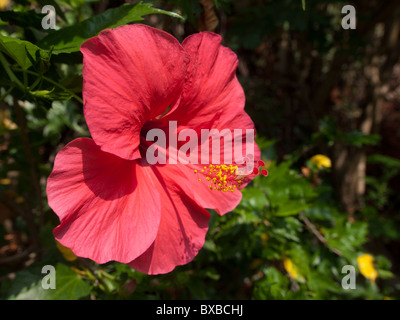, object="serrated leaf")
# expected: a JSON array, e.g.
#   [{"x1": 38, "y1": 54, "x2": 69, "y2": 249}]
[
  {"x1": 323, "y1": 221, "x2": 368, "y2": 259},
  {"x1": 9, "y1": 263, "x2": 91, "y2": 300},
  {"x1": 275, "y1": 201, "x2": 308, "y2": 216},
  {"x1": 0, "y1": 36, "x2": 49, "y2": 70},
  {"x1": 37, "y1": 2, "x2": 183, "y2": 54},
  {"x1": 241, "y1": 187, "x2": 268, "y2": 210}
]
